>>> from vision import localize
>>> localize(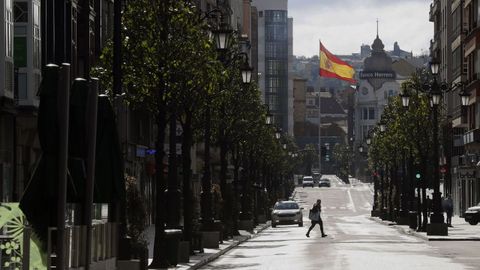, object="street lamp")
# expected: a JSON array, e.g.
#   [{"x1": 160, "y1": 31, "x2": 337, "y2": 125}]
[
  {"x1": 241, "y1": 61, "x2": 253, "y2": 84},
  {"x1": 212, "y1": 22, "x2": 232, "y2": 50},
  {"x1": 460, "y1": 88, "x2": 471, "y2": 107},
  {"x1": 275, "y1": 129, "x2": 282, "y2": 140},
  {"x1": 379, "y1": 121, "x2": 386, "y2": 133},
  {"x1": 430, "y1": 59, "x2": 440, "y2": 76},
  {"x1": 366, "y1": 137, "x2": 372, "y2": 146},
  {"x1": 358, "y1": 145, "x2": 364, "y2": 153},
  {"x1": 400, "y1": 90, "x2": 410, "y2": 108},
  {"x1": 266, "y1": 113, "x2": 273, "y2": 125}
]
